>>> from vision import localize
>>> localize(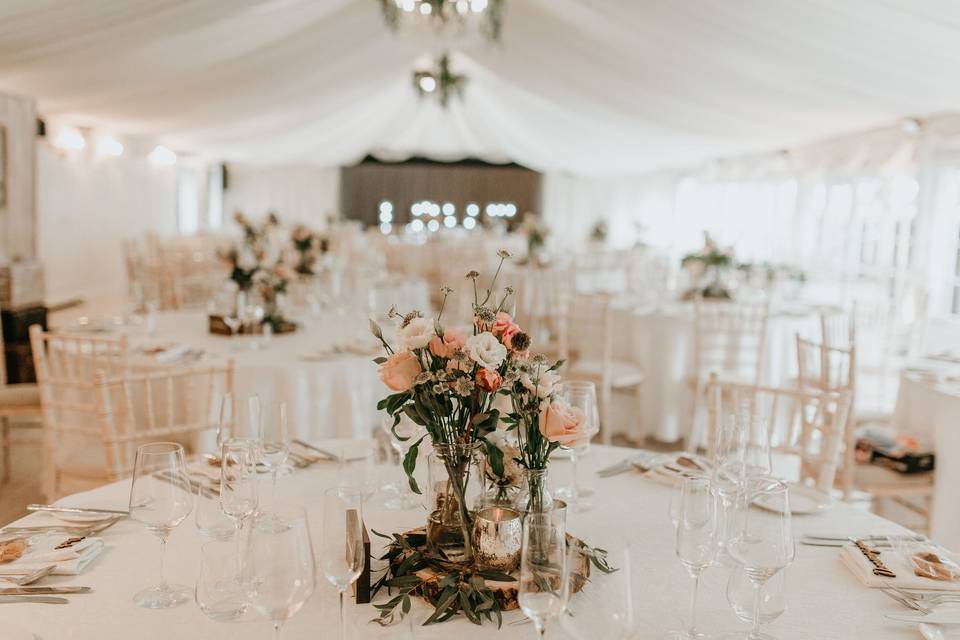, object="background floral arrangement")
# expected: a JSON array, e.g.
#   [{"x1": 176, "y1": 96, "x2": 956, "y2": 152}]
[
  {"x1": 218, "y1": 211, "x2": 280, "y2": 291},
  {"x1": 289, "y1": 224, "x2": 328, "y2": 276}
]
